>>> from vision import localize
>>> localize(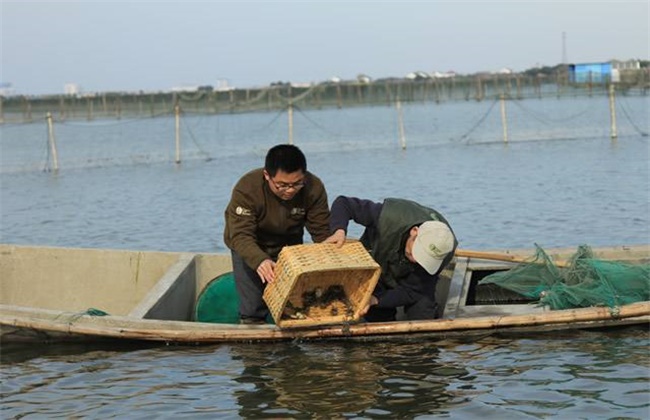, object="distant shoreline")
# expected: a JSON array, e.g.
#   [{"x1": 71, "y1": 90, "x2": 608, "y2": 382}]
[{"x1": 1, "y1": 73, "x2": 648, "y2": 125}]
